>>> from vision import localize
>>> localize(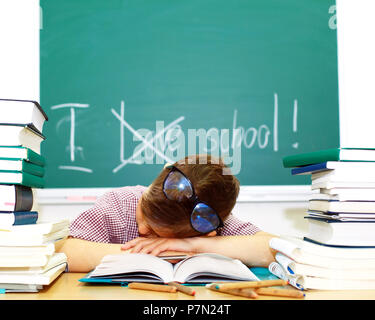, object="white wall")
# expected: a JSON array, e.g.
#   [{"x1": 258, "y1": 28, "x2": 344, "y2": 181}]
[
  {"x1": 0, "y1": 0, "x2": 40, "y2": 101},
  {"x1": 337, "y1": 0, "x2": 375, "y2": 148}
]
